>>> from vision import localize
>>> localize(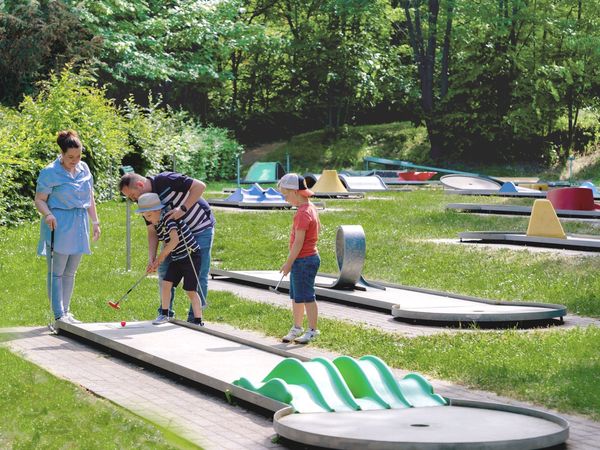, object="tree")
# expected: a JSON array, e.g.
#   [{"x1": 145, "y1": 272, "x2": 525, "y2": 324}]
[
  {"x1": 445, "y1": 0, "x2": 600, "y2": 161},
  {"x1": 66, "y1": 0, "x2": 271, "y2": 124},
  {"x1": 394, "y1": 0, "x2": 453, "y2": 160},
  {"x1": 269, "y1": 0, "x2": 393, "y2": 130},
  {"x1": 0, "y1": 0, "x2": 100, "y2": 105}
]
